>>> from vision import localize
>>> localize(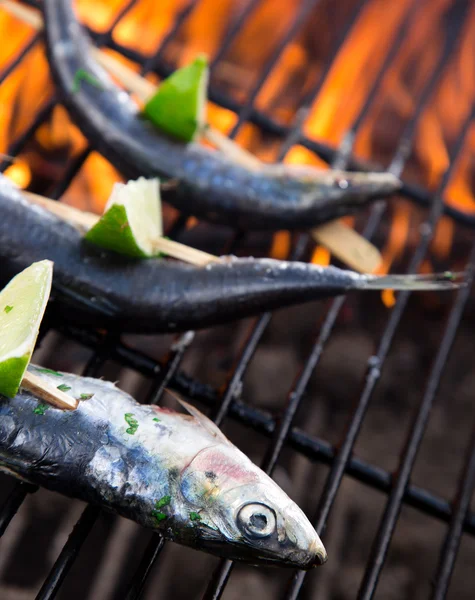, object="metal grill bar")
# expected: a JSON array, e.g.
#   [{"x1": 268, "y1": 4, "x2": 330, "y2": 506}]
[
  {"x1": 0, "y1": 1, "x2": 473, "y2": 600},
  {"x1": 431, "y1": 420, "x2": 475, "y2": 600}
]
